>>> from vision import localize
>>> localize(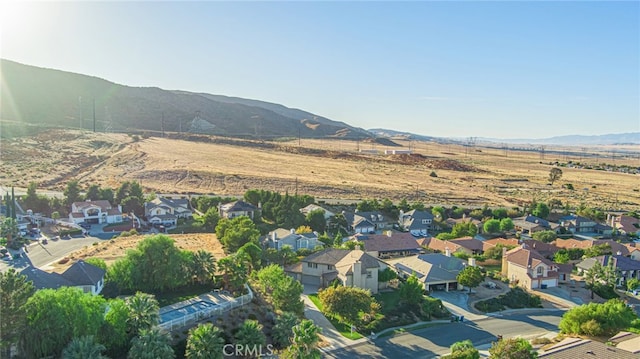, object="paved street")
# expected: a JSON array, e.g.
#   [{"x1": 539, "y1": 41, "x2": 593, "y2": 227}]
[
  {"x1": 324, "y1": 310, "x2": 563, "y2": 359},
  {"x1": 0, "y1": 235, "x2": 109, "y2": 272}
]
